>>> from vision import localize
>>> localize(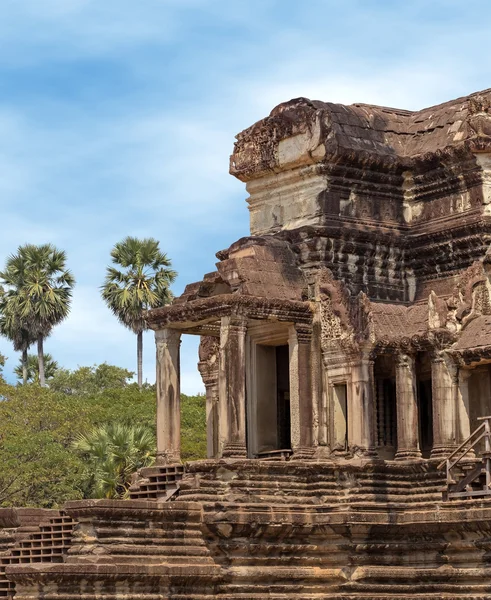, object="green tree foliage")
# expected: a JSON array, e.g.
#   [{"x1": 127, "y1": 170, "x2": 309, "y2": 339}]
[
  {"x1": 73, "y1": 423, "x2": 155, "y2": 499},
  {"x1": 0, "y1": 244, "x2": 75, "y2": 386},
  {"x1": 181, "y1": 394, "x2": 207, "y2": 461},
  {"x1": 0, "y1": 363, "x2": 206, "y2": 507},
  {"x1": 0, "y1": 383, "x2": 87, "y2": 507},
  {"x1": 0, "y1": 352, "x2": 6, "y2": 382},
  {"x1": 49, "y1": 363, "x2": 134, "y2": 395},
  {"x1": 14, "y1": 353, "x2": 59, "y2": 384},
  {"x1": 101, "y1": 237, "x2": 176, "y2": 389}
]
